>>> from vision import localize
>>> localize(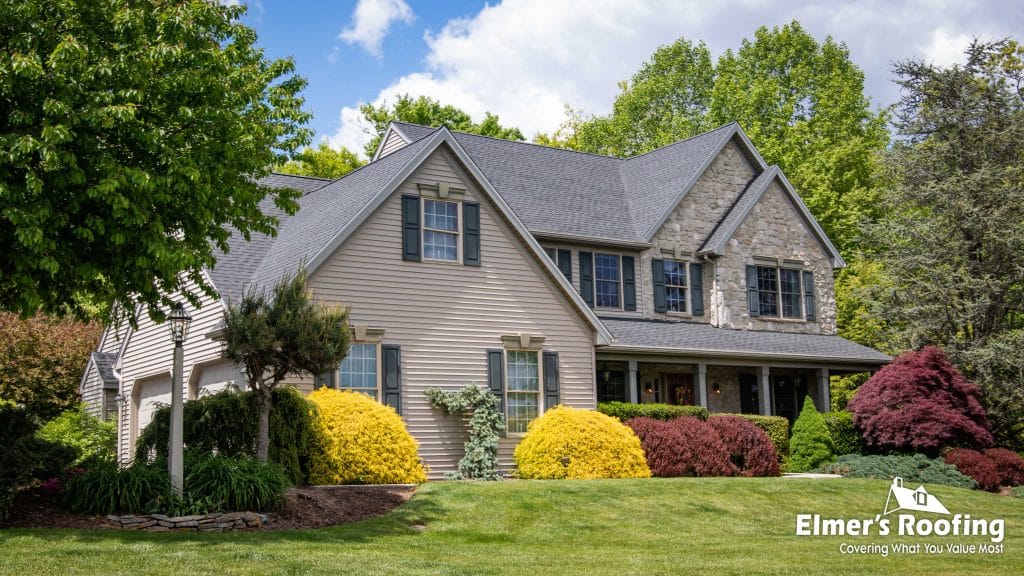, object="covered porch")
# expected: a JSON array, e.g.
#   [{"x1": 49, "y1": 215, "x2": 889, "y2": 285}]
[{"x1": 595, "y1": 318, "x2": 890, "y2": 419}]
